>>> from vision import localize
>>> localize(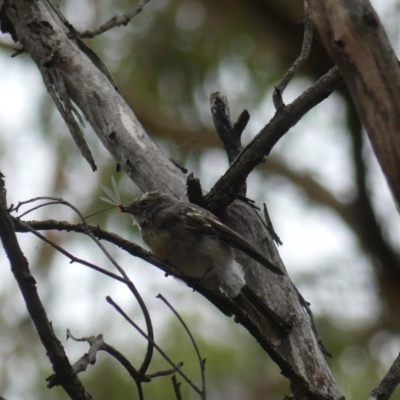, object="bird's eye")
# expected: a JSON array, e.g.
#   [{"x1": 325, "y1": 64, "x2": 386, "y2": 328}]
[{"x1": 140, "y1": 199, "x2": 148, "y2": 207}]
